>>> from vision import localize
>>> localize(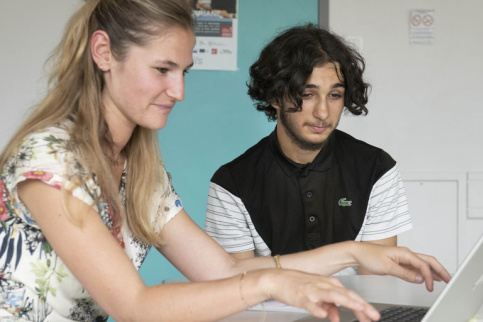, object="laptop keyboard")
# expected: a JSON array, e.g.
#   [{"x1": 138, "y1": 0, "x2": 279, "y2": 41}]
[{"x1": 357, "y1": 306, "x2": 429, "y2": 322}]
